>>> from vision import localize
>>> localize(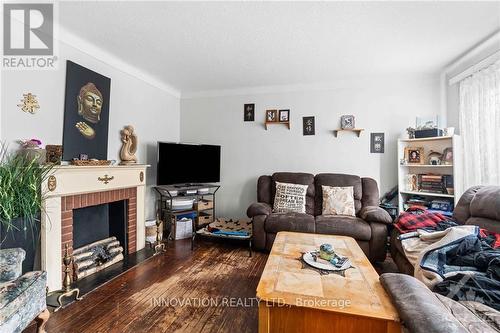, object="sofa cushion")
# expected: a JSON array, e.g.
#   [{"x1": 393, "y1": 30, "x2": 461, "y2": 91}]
[
  {"x1": 265, "y1": 213, "x2": 315, "y2": 234},
  {"x1": 314, "y1": 174, "x2": 362, "y2": 216},
  {"x1": 0, "y1": 271, "x2": 46, "y2": 330},
  {"x1": 315, "y1": 215, "x2": 371, "y2": 241},
  {"x1": 0, "y1": 248, "x2": 25, "y2": 283},
  {"x1": 321, "y1": 186, "x2": 355, "y2": 216},
  {"x1": 271, "y1": 173, "x2": 315, "y2": 215},
  {"x1": 380, "y1": 273, "x2": 468, "y2": 333},
  {"x1": 359, "y1": 206, "x2": 393, "y2": 224},
  {"x1": 257, "y1": 175, "x2": 273, "y2": 204},
  {"x1": 470, "y1": 186, "x2": 500, "y2": 222},
  {"x1": 273, "y1": 182, "x2": 309, "y2": 213},
  {"x1": 466, "y1": 217, "x2": 500, "y2": 234}
]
